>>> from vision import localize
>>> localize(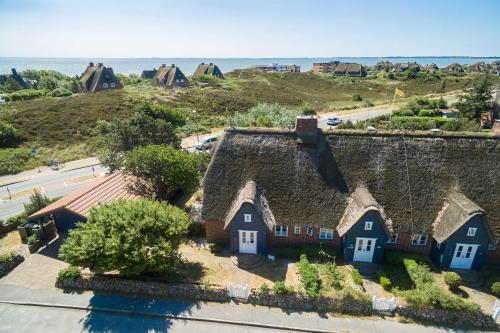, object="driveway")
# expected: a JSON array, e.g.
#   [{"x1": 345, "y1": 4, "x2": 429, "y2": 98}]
[{"x1": 0, "y1": 235, "x2": 68, "y2": 290}]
